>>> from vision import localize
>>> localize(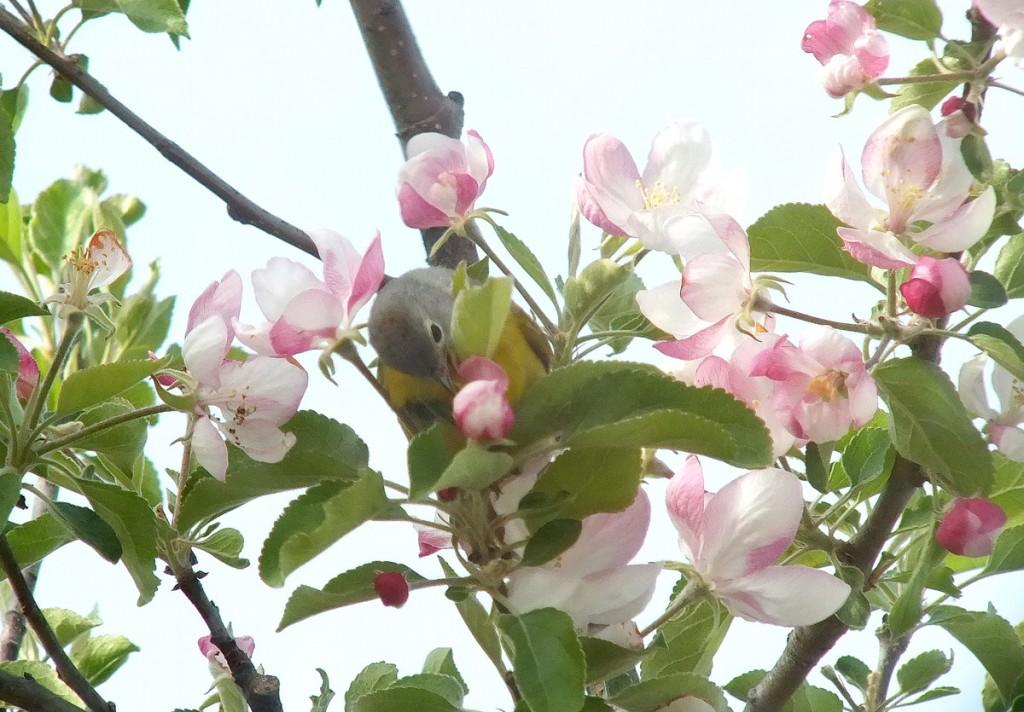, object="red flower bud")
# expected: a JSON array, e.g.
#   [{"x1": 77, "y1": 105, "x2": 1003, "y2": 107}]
[
  {"x1": 899, "y1": 257, "x2": 970, "y2": 318},
  {"x1": 374, "y1": 571, "x2": 410, "y2": 608},
  {"x1": 936, "y1": 498, "x2": 1006, "y2": 557}
]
